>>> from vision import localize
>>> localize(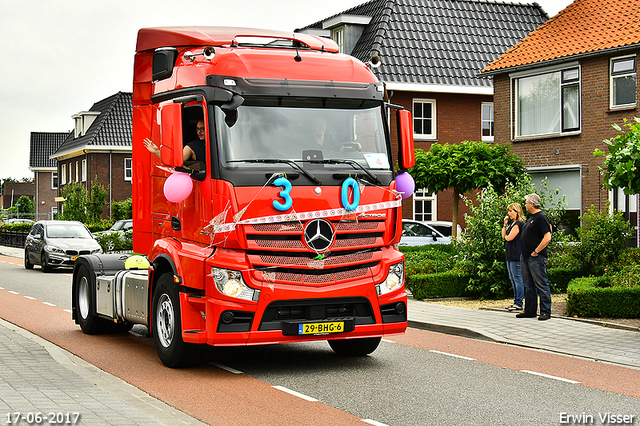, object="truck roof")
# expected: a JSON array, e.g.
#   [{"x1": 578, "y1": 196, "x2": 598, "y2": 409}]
[{"x1": 136, "y1": 26, "x2": 339, "y2": 54}]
